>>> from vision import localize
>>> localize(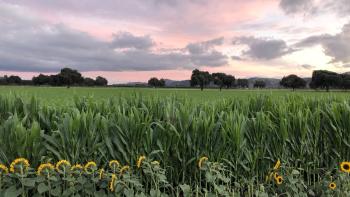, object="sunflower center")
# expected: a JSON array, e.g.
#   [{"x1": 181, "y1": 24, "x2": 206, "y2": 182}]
[{"x1": 345, "y1": 164, "x2": 350, "y2": 170}]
